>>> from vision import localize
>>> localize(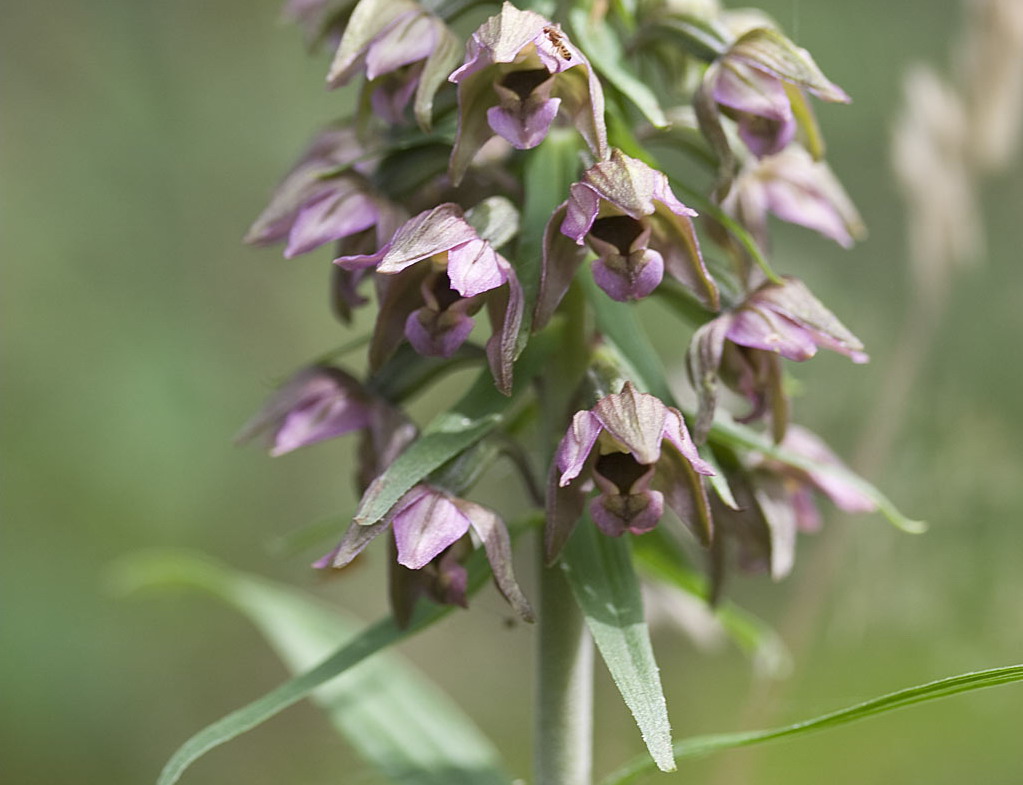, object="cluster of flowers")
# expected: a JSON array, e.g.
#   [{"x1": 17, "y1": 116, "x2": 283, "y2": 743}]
[{"x1": 243, "y1": 0, "x2": 876, "y2": 624}]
